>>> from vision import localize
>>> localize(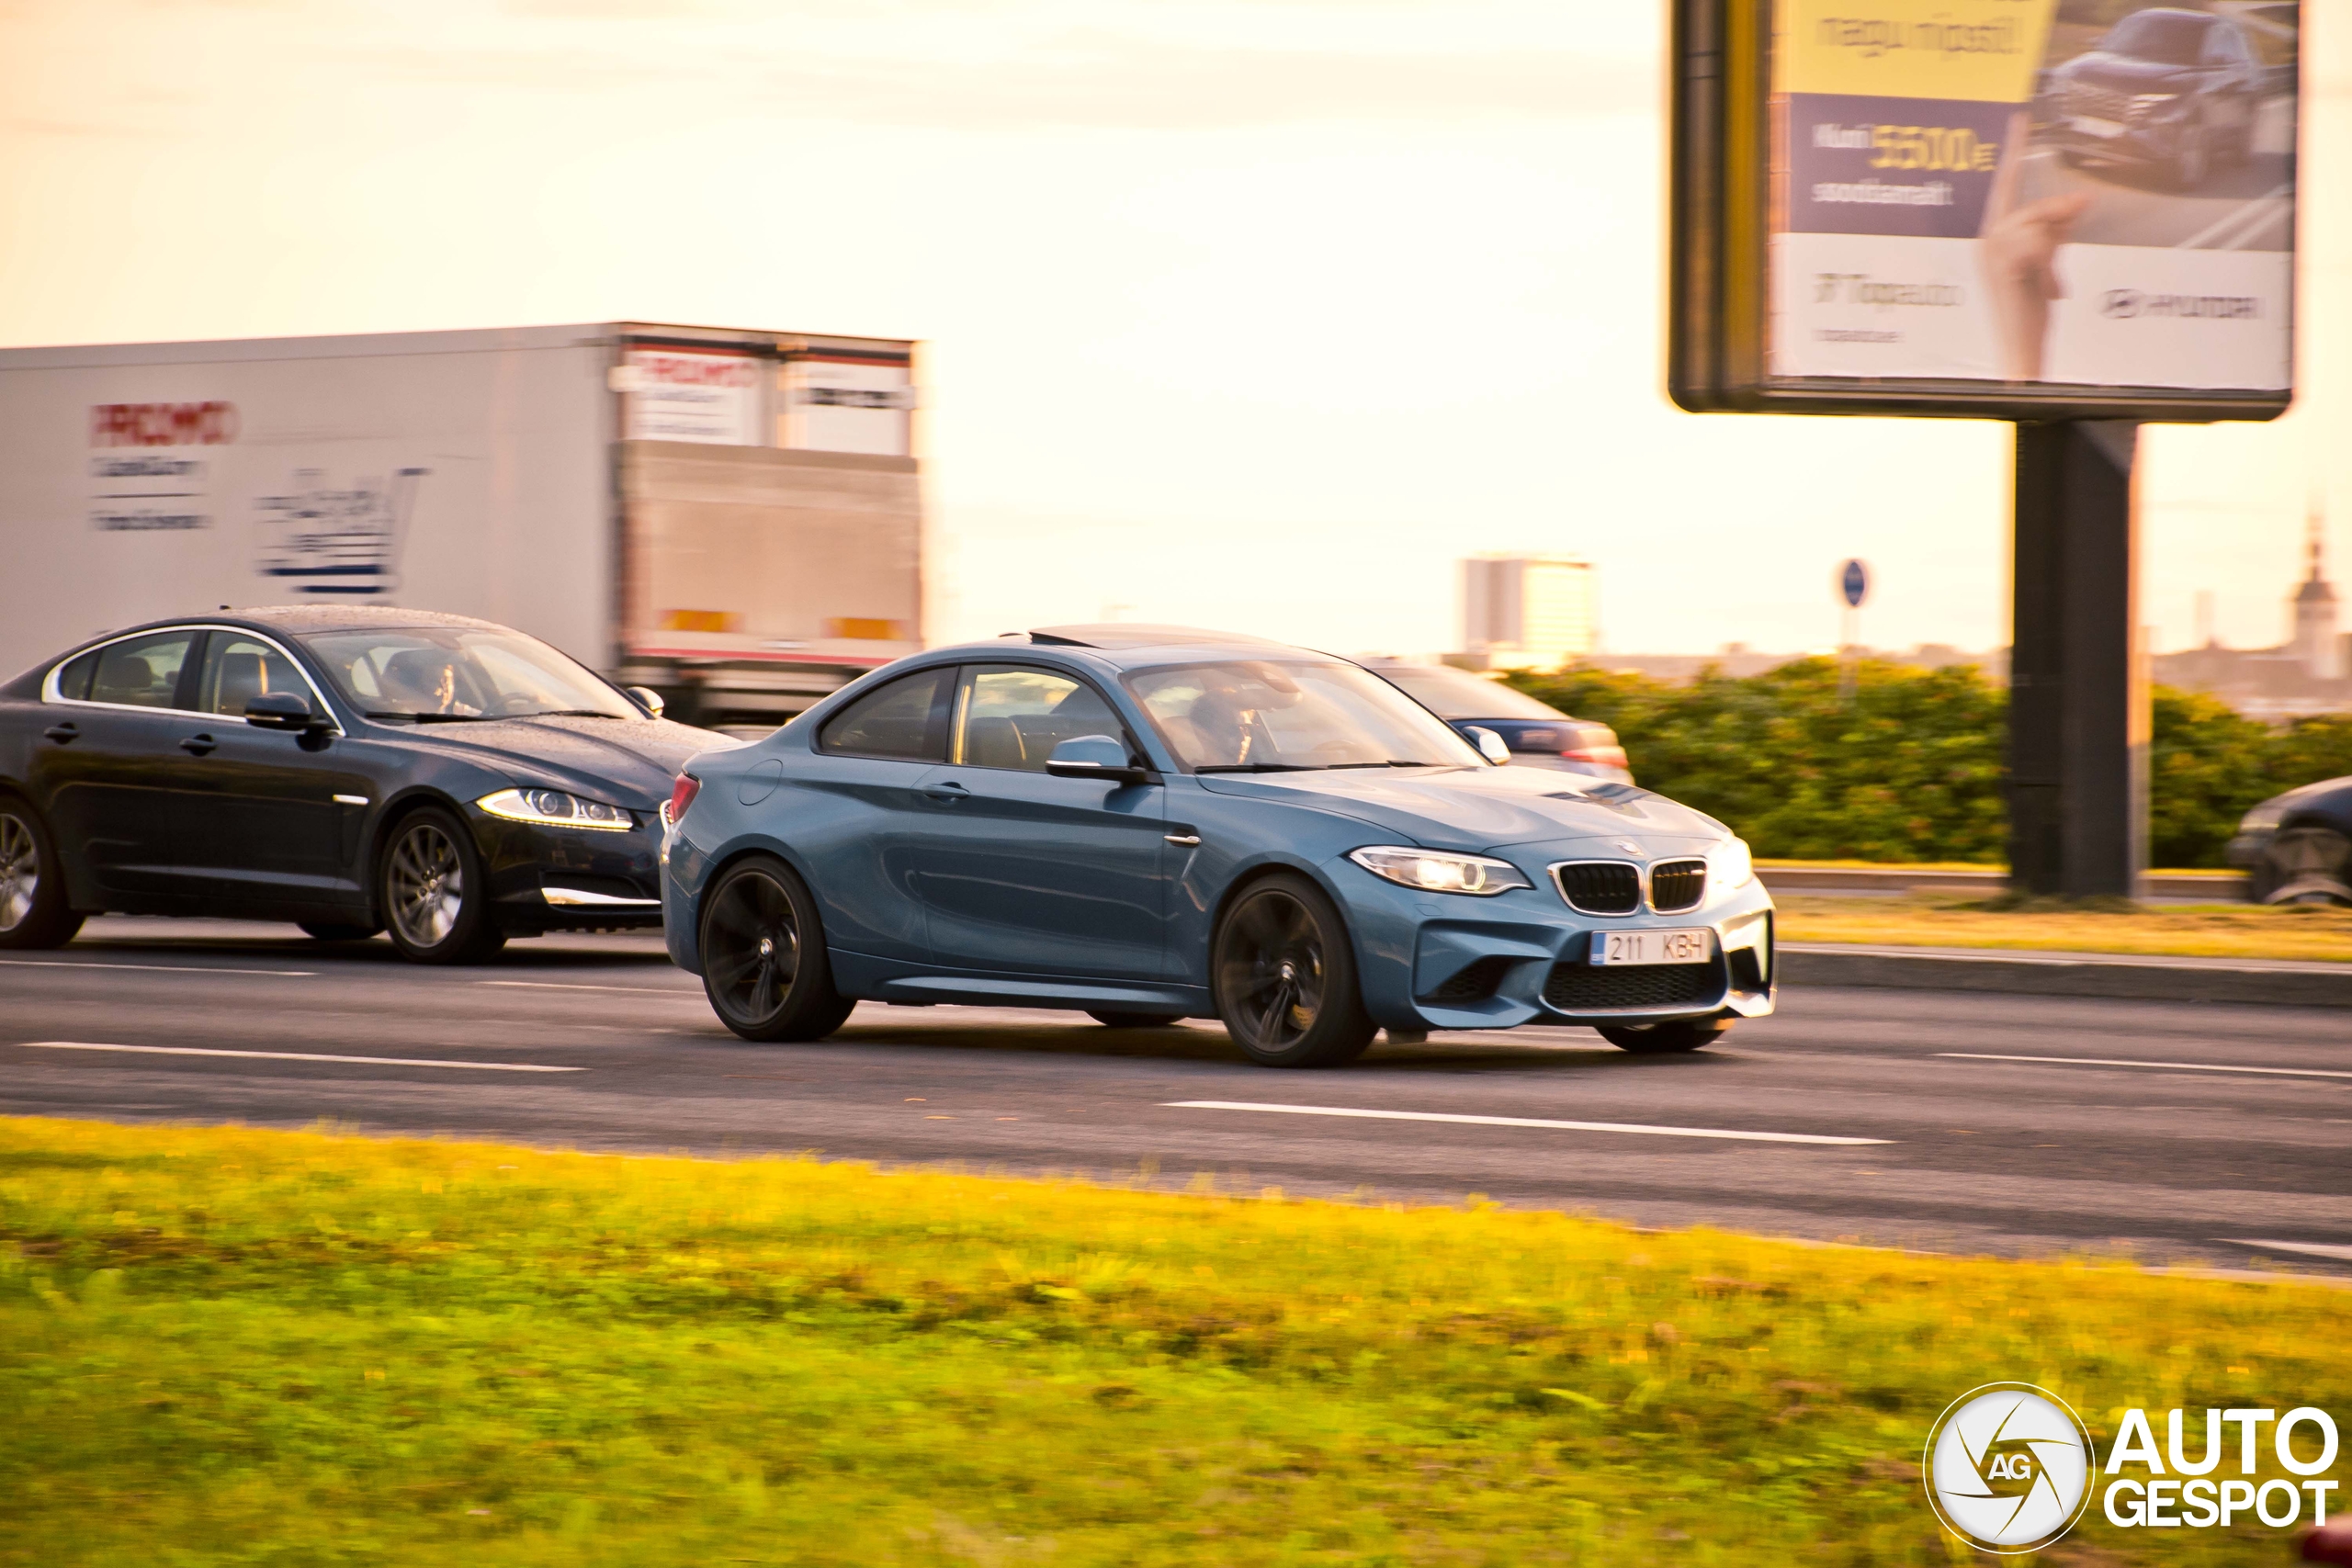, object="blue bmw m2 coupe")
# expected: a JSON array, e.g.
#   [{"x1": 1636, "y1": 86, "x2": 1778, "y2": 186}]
[{"x1": 660, "y1": 625, "x2": 1774, "y2": 1067}]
